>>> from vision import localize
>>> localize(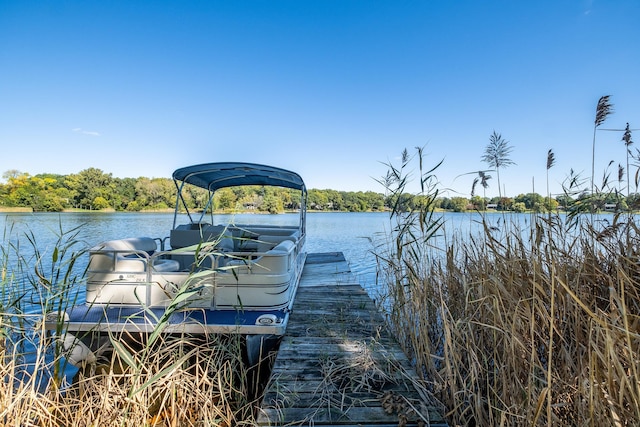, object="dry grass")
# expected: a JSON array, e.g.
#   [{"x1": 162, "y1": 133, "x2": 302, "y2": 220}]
[
  {"x1": 0, "y1": 327, "x2": 263, "y2": 426},
  {"x1": 375, "y1": 212, "x2": 640, "y2": 426},
  {"x1": 0, "y1": 224, "x2": 267, "y2": 426},
  {"x1": 3, "y1": 331, "x2": 273, "y2": 426}
]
